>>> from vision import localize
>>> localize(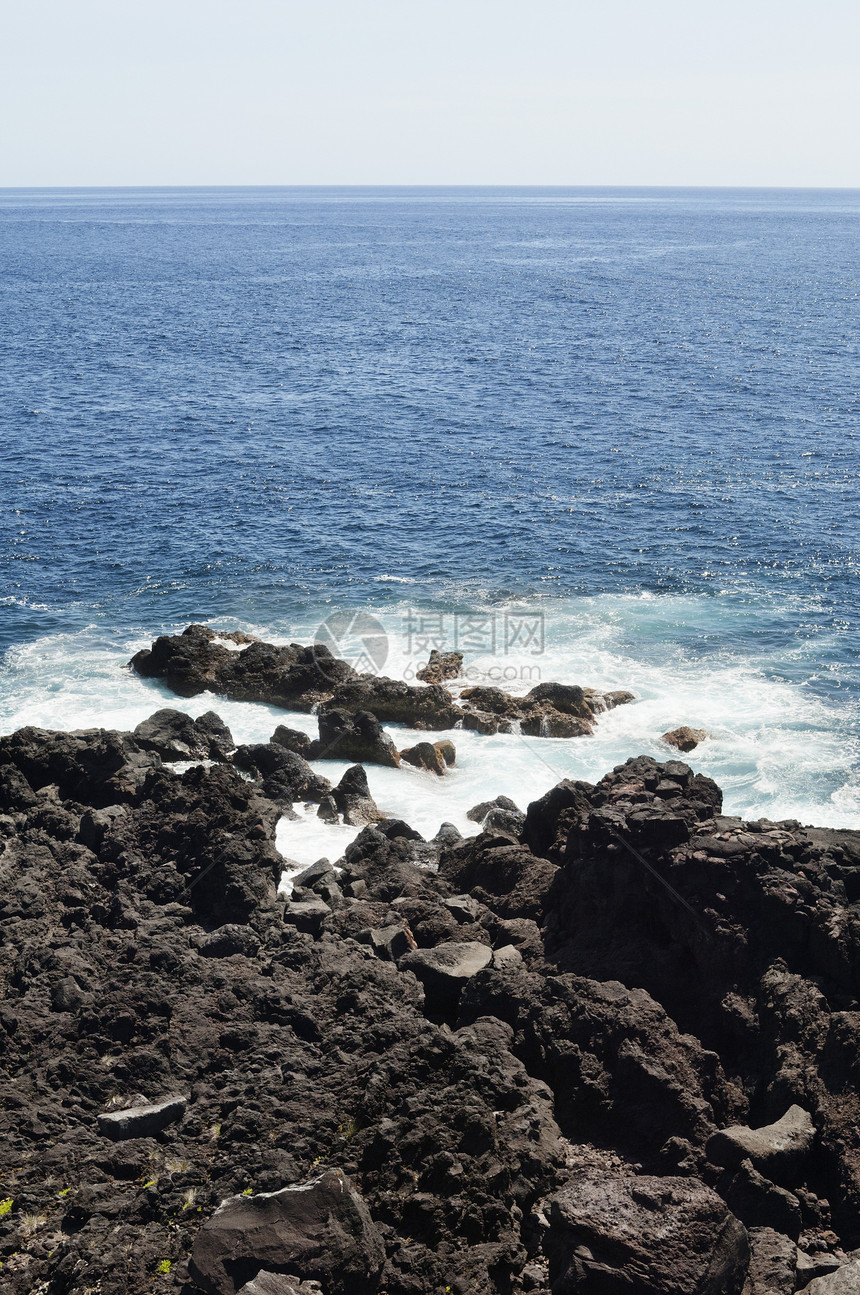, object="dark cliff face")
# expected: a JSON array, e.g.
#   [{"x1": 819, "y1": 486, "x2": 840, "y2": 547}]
[{"x1": 1, "y1": 721, "x2": 860, "y2": 1295}]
